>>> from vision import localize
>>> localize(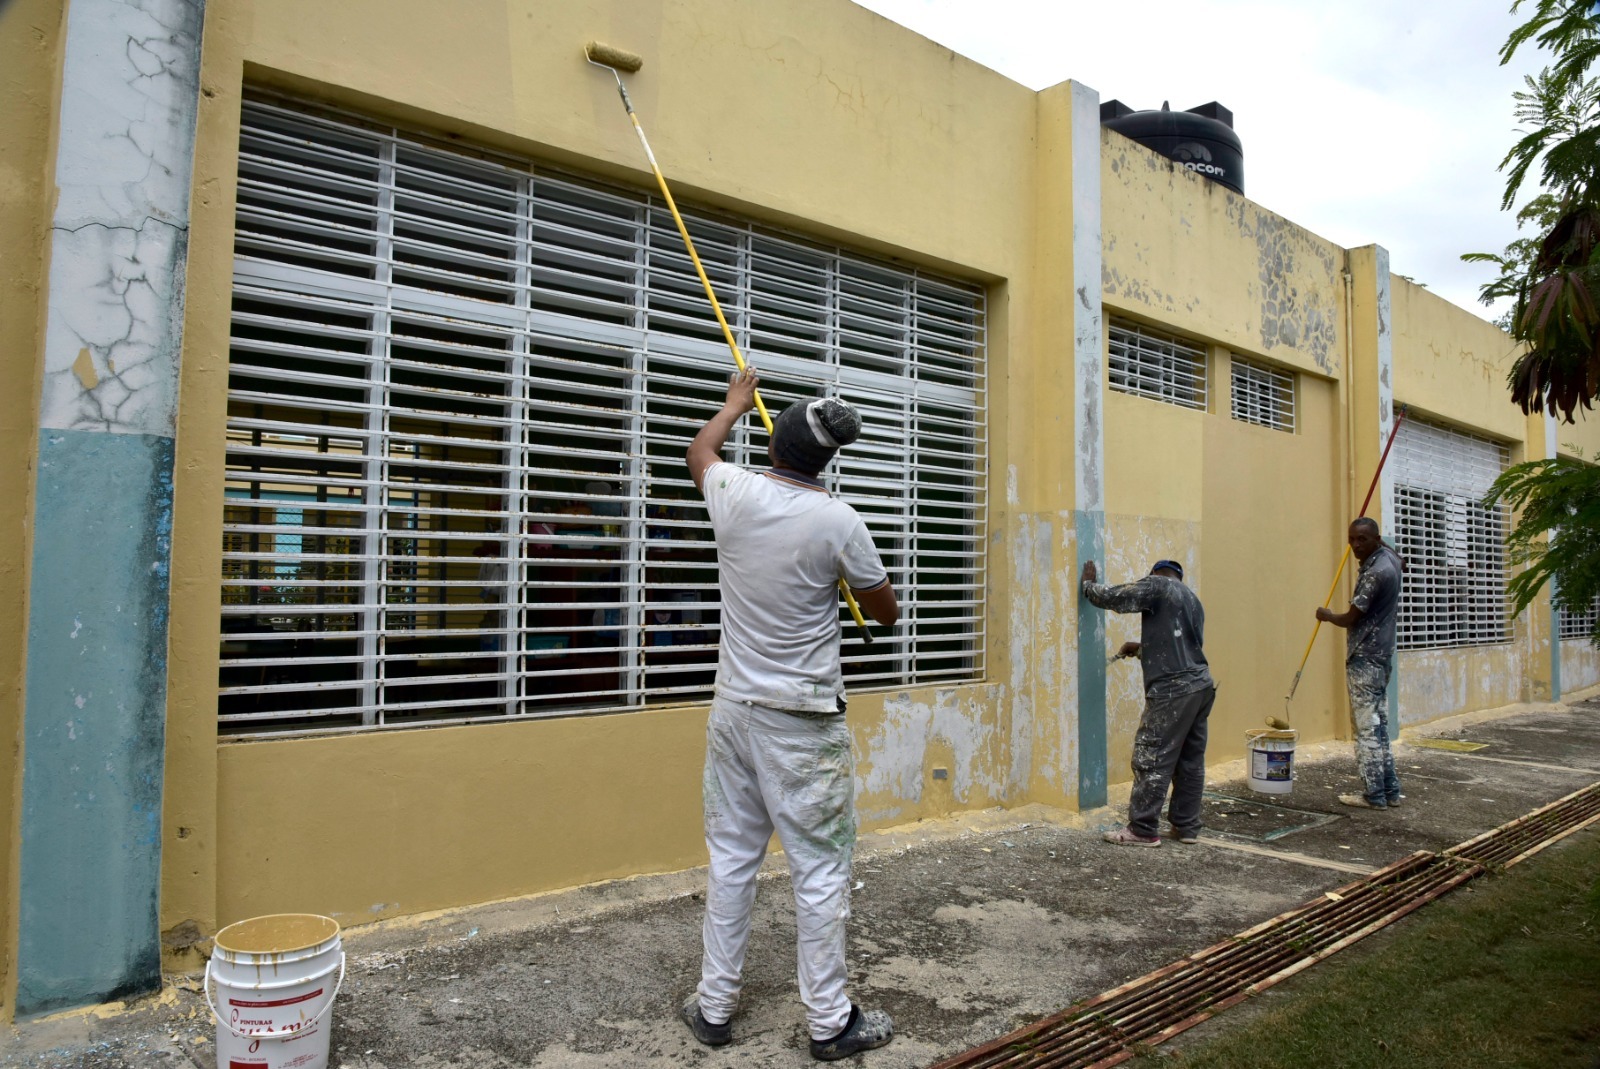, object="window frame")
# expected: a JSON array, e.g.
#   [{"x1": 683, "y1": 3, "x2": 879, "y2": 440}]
[
  {"x1": 1391, "y1": 417, "x2": 1511, "y2": 652},
  {"x1": 1106, "y1": 317, "x2": 1209, "y2": 411},
  {"x1": 1229, "y1": 354, "x2": 1296, "y2": 432},
  {"x1": 219, "y1": 95, "x2": 988, "y2": 736}
]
